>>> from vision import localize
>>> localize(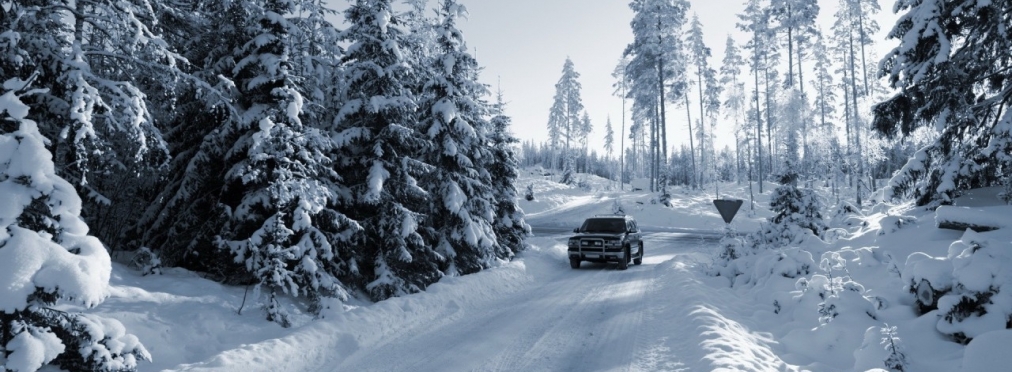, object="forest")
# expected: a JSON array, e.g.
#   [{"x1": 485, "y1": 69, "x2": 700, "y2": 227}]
[
  {"x1": 2, "y1": 0, "x2": 1011, "y2": 370},
  {"x1": 527, "y1": 0, "x2": 1010, "y2": 213},
  {"x1": 0, "y1": 0, "x2": 531, "y2": 369}
]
